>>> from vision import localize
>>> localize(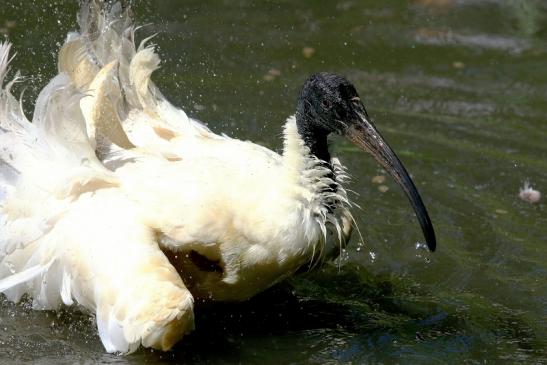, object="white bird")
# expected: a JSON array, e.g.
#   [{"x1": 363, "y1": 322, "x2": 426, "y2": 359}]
[{"x1": 0, "y1": 1, "x2": 436, "y2": 354}]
